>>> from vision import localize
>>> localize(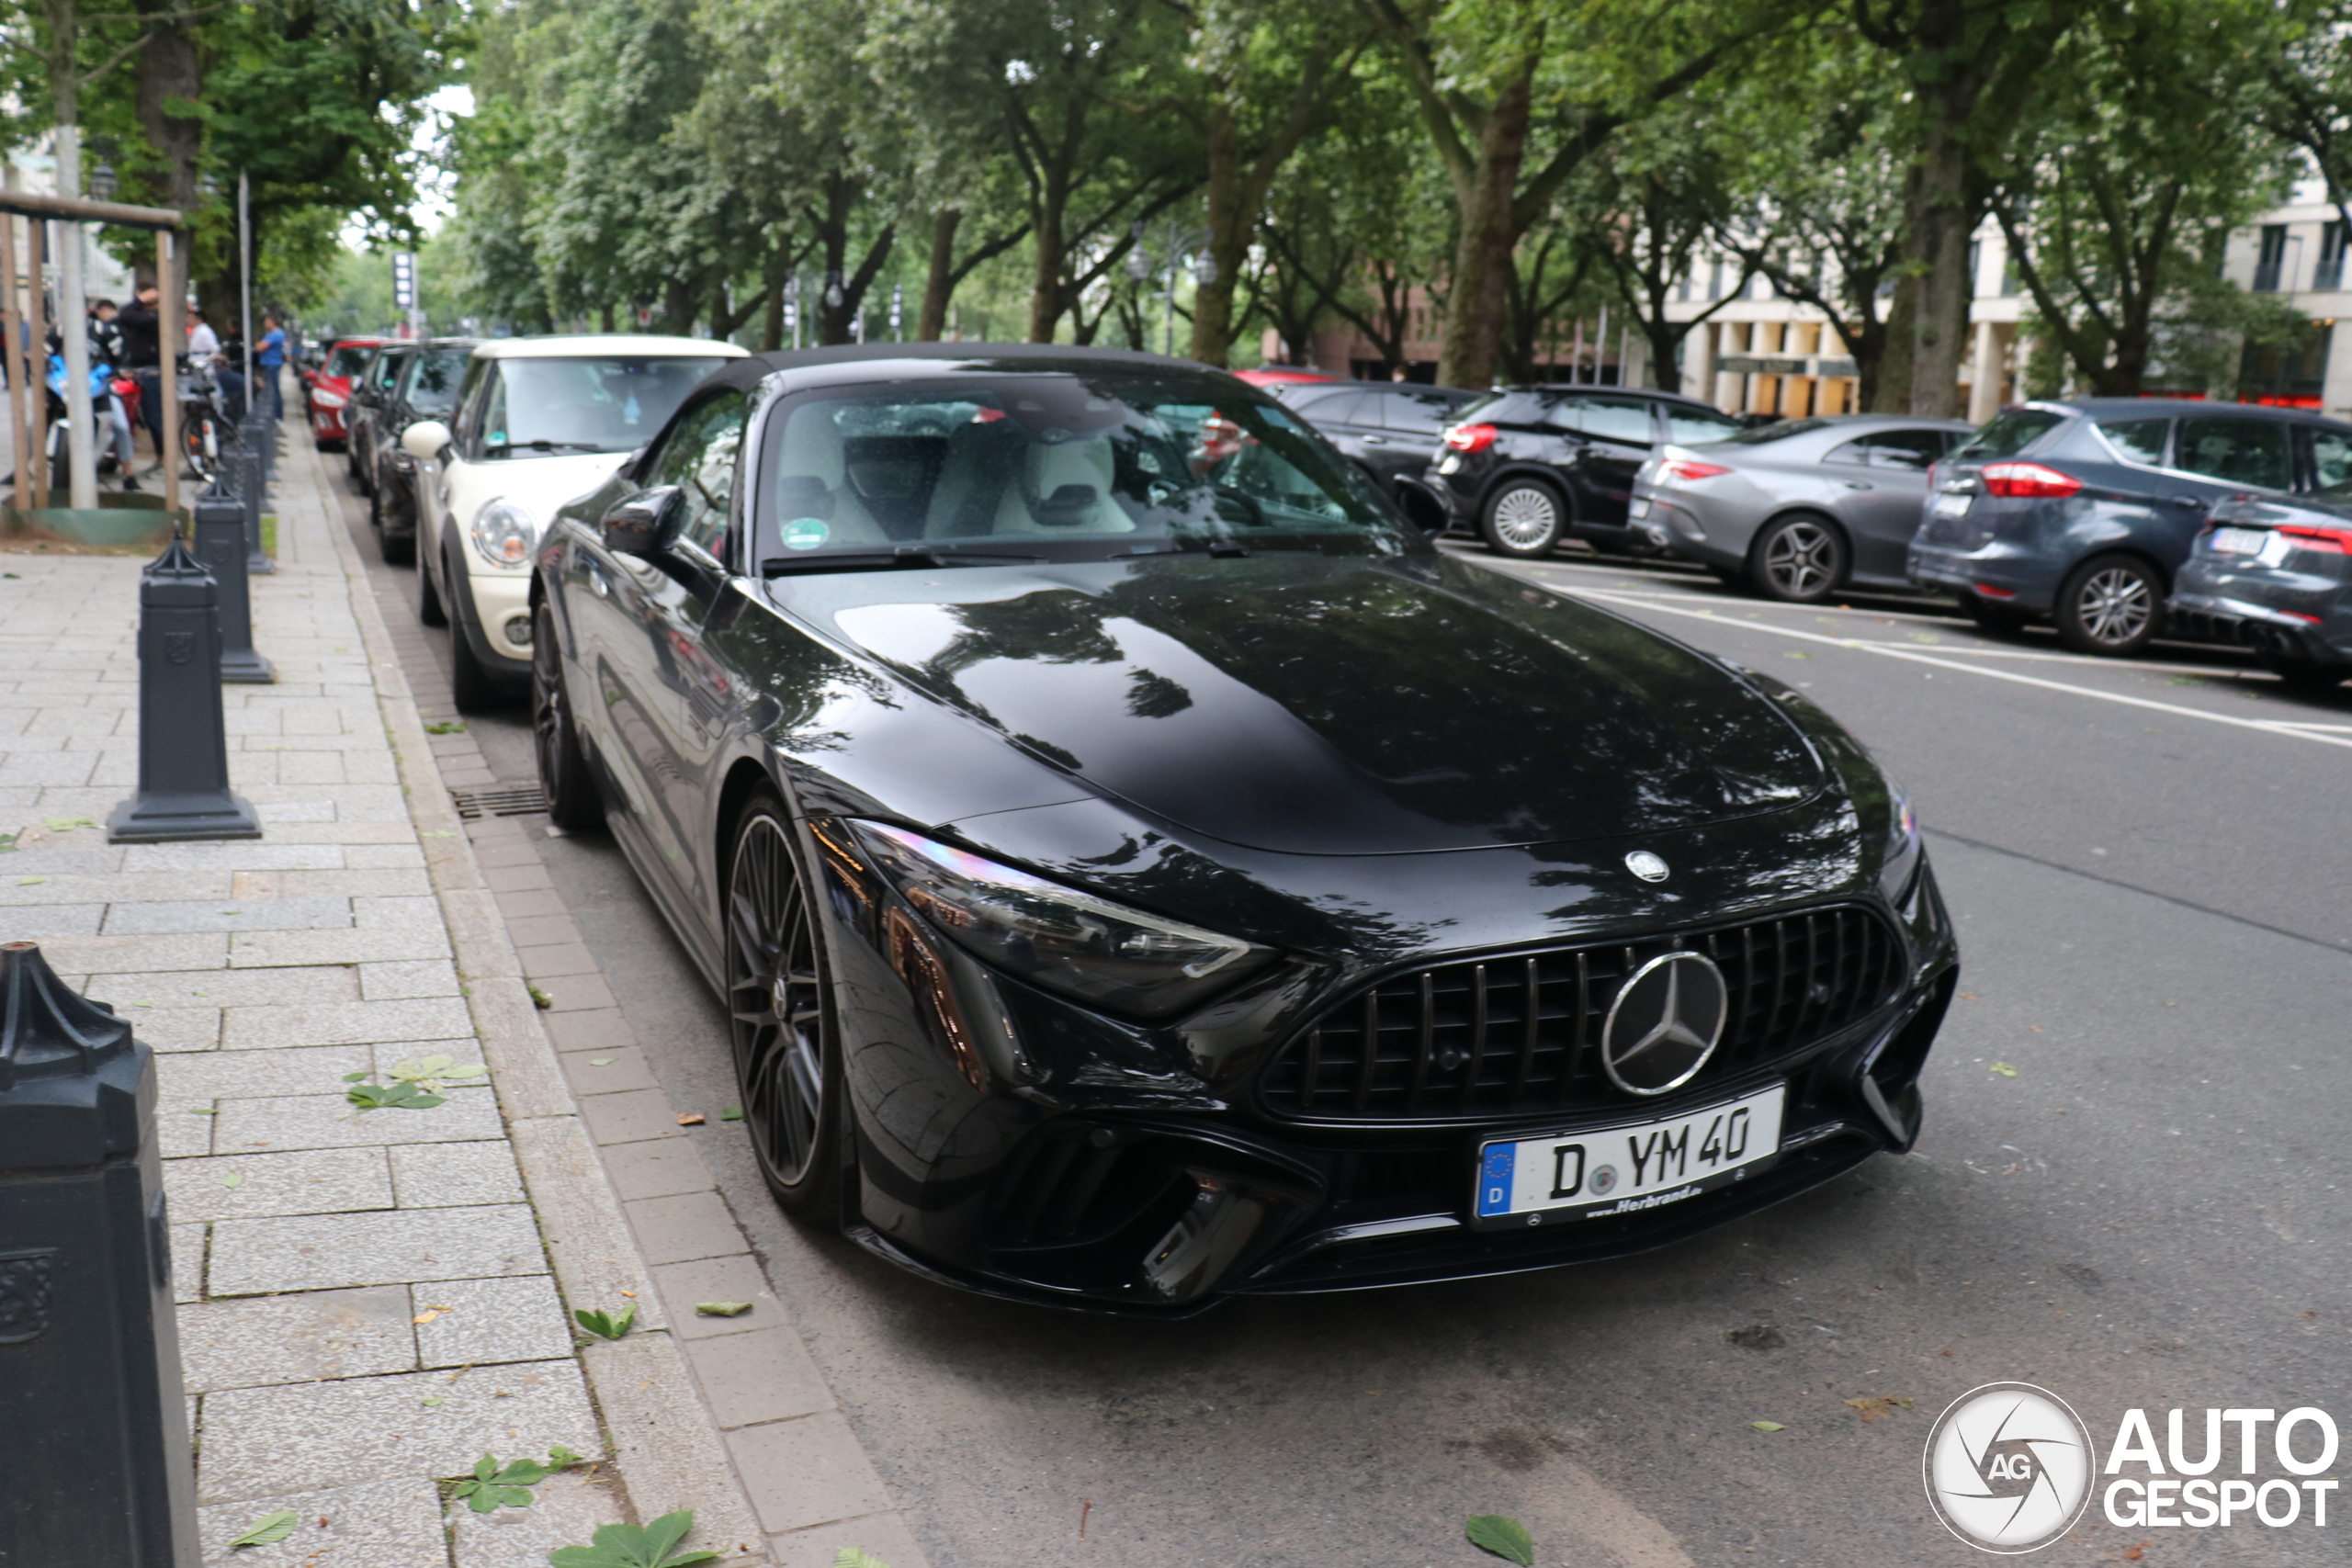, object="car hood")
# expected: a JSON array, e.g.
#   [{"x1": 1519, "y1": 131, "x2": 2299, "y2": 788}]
[
  {"x1": 789, "y1": 552, "x2": 1827, "y2": 855},
  {"x1": 459, "y1": 451, "x2": 632, "y2": 519}
]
